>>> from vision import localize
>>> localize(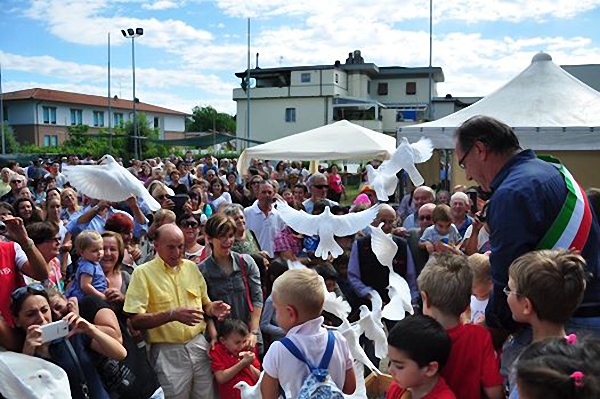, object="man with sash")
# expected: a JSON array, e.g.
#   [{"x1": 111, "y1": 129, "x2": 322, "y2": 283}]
[{"x1": 454, "y1": 115, "x2": 600, "y2": 339}]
